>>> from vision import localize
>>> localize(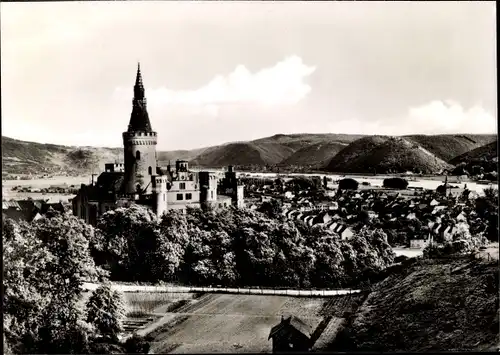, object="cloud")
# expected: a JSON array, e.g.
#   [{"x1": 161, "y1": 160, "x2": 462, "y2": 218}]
[
  {"x1": 326, "y1": 101, "x2": 497, "y2": 136},
  {"x1": 114, "y1": 56, "x2": 316, "y2": 116},
  {"x1": 406, "y1": 100, "x2": 497, "y2": 134}
]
